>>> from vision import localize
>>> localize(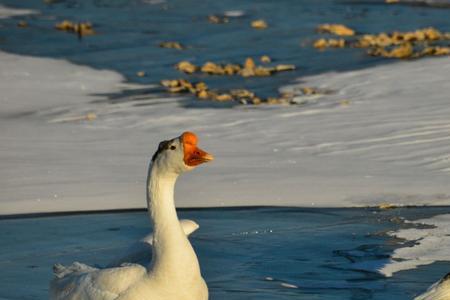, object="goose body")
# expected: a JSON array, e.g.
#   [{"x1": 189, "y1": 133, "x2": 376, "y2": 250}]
[
  {"x1": 50, "y1": 132, "x2": 213, "y2": 300},
  {"x1": 107, "y1": 219, "x2": 199, "y2": 267}
]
